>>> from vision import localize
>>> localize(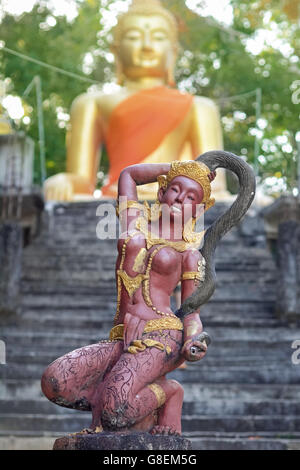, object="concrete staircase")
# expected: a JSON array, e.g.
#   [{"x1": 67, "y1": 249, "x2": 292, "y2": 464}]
[{"x1": 1, "y1": 201, "x2": 300, "y2": 450}]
